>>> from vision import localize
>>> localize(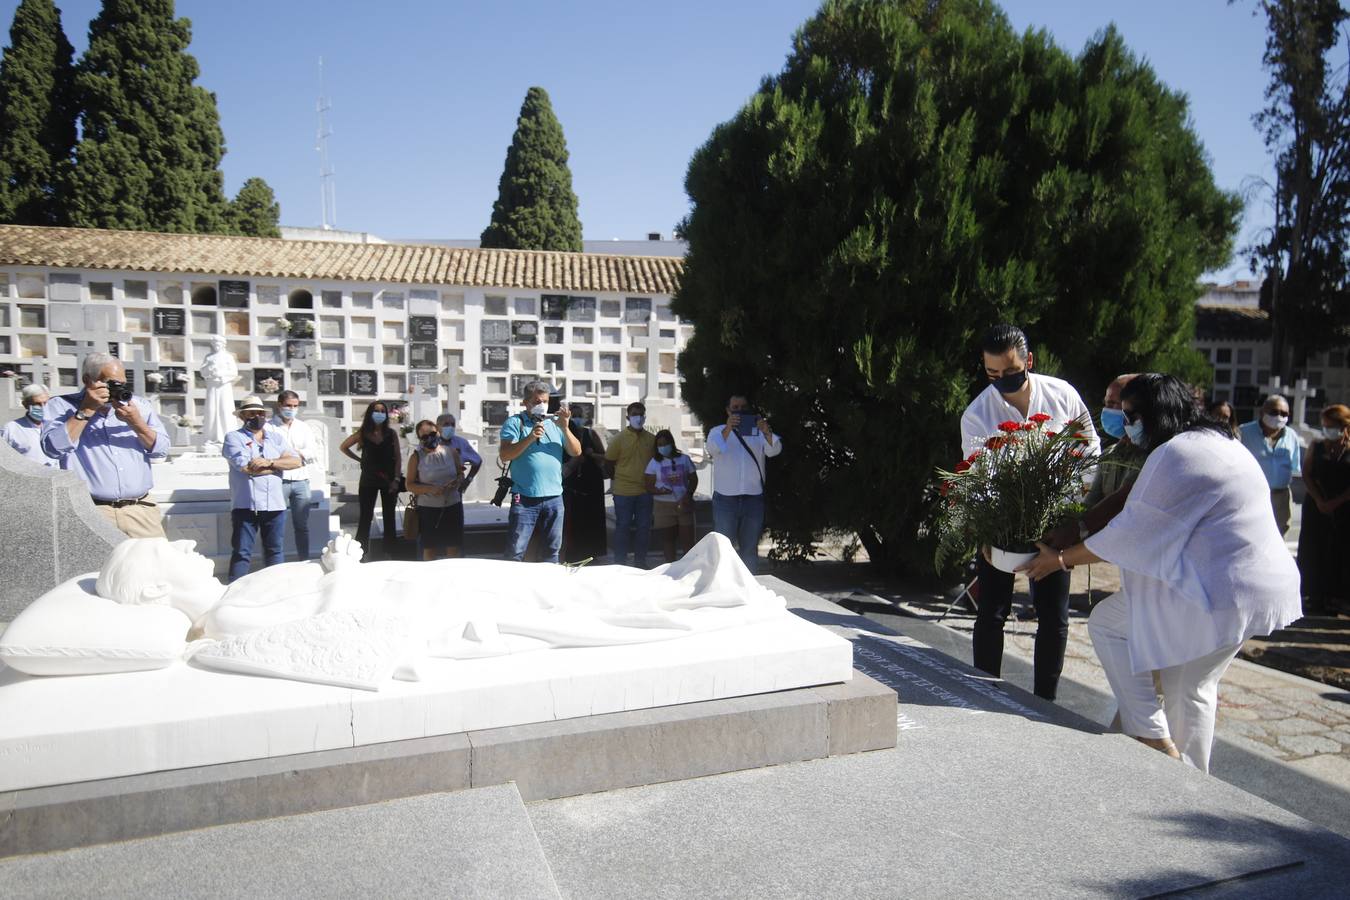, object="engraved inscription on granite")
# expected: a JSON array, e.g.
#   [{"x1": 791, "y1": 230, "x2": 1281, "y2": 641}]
[
  {"x1": 318, "y1": 369, "x2": 349, "y2": 396},
  {"x1": 349, "y1": 369, "x2": 378, "y2": 395},
  {"x1": 152, "y1": 308, "x2": 186, "y2": 336},
  {"x1": 480, "y1": 319, "x2": 511, "y2": 345},
  {"x1": 511, "y1": 321, "x2": 538, "y2": 345},
  {"x1": 409, "y1": 315, "x2": 438, "y2": 342},
  {"x1": 409, "y1": 342, "x2": 437, "y2": 370},
  {"x1": 220, "y1": 280, "x2": 250, "y2": 309},
  {"x1": 481, "y1": 400, "x2": 510, "y2": 426},
  {"x1": 481, "y1": 346, "x2": 509, "y2": 372},
  {"x1": 541, "y1": 295, "x2": 567, "y2": 320}
]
